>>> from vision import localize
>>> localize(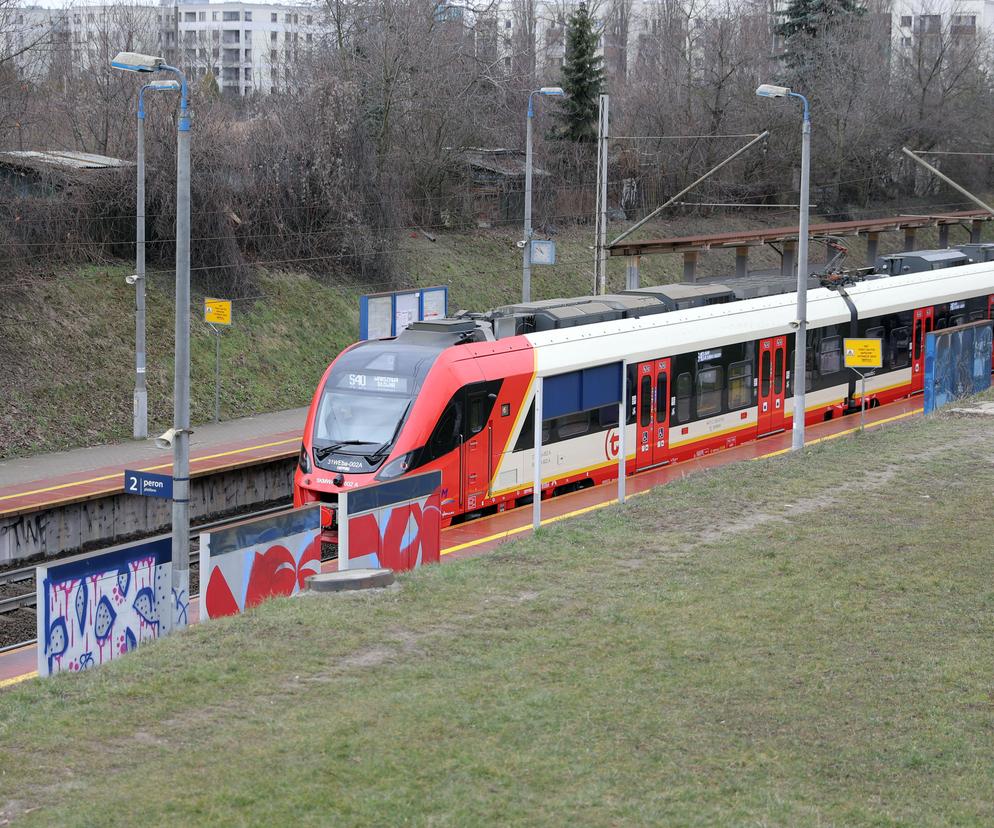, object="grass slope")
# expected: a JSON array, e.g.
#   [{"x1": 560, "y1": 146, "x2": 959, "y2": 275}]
[
  {"x1": 2, "y1": 404, "x2": 994, "y2": 826},
  {"x1": 0, "y1": 214, "x2": 981, "y2": 459}
]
